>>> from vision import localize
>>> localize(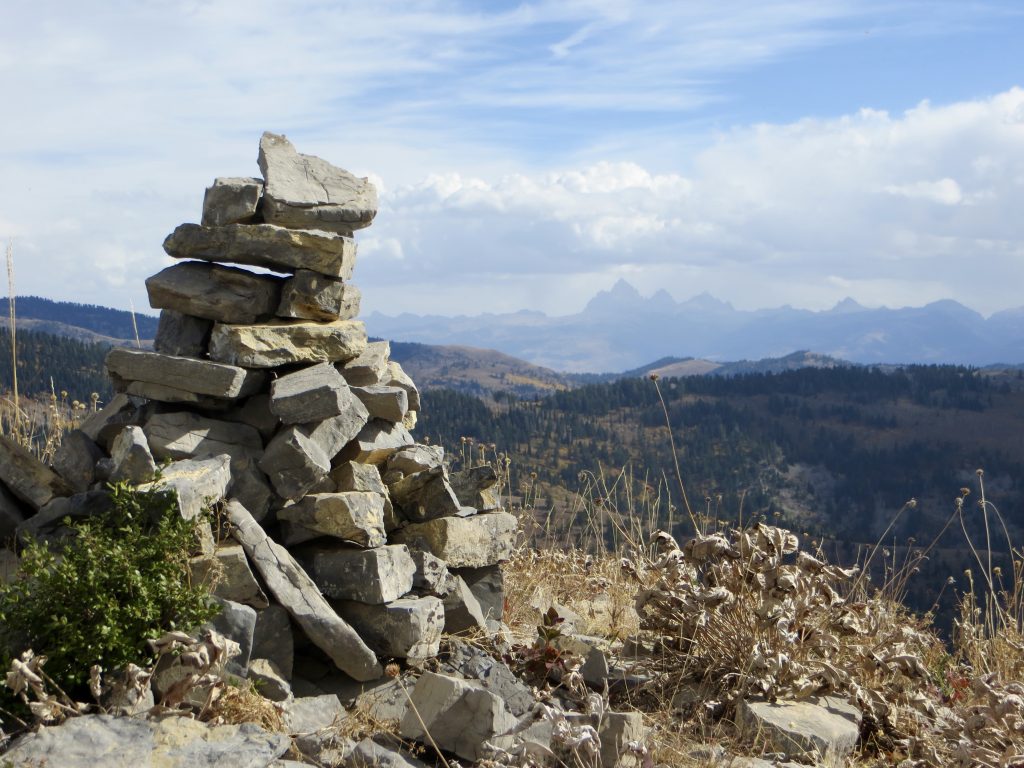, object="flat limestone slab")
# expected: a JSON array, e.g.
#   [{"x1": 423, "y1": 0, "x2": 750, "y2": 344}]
[
  {"x1": 0, "y1": 713, "x2": 290, "y2": 768},
  {"x1": 259, "y1": 132, "x2": 377, "y2": 234},
  {"x1": 137, "y1": 455, "x2": 232, "y2": 520},
  {"x1": 164, "y1": 223, "x2": 357, "y2": 279},
  {"x1": 391, "y1": 512, "x2": 518, "y2": 568},
  {"x1": 143, "y1": 411, "x2": 263, "y2": 462},
  {"x1": 227, "y1": 499, "x2": 382, "y2": 681},
  {"x1": 209, "y1": 320, "x2": 367, "y2": 368},
  {"x1": 146, "y1": 261, "x2": 284, "y2": 323},
  {"x1": 106, "y1": 348, "x2": 266, "y2": 399},
  {"x1": 737, "y1": 696, "x2": 861, "y2": 760}
]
